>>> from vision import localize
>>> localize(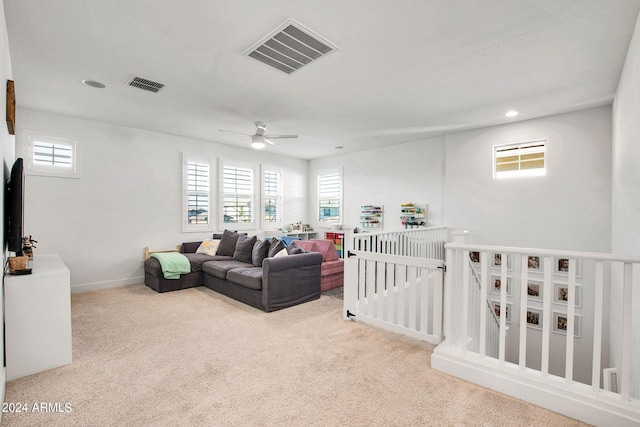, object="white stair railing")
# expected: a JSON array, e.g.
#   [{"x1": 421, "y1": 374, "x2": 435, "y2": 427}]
[{"x1": 434, "y1": 242, "x2": 640, "y2": 426}]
